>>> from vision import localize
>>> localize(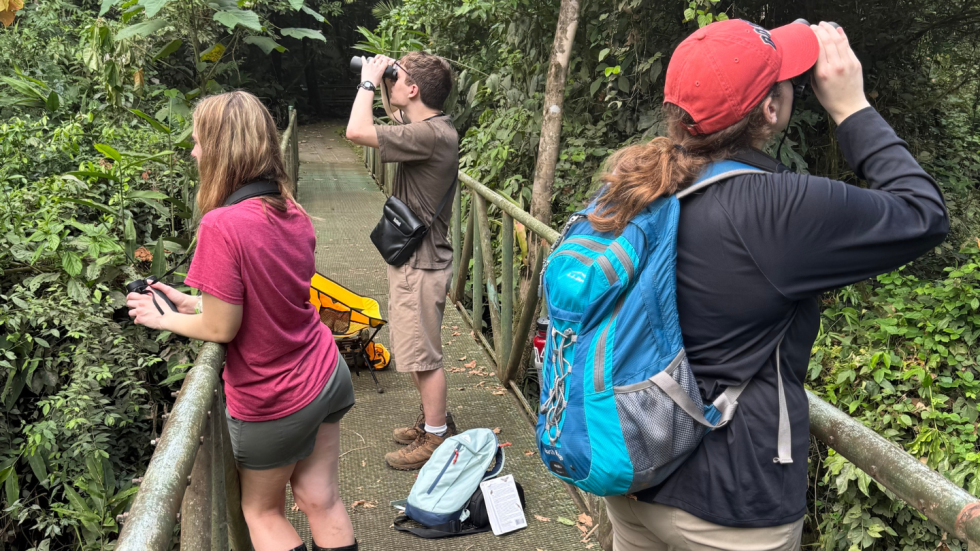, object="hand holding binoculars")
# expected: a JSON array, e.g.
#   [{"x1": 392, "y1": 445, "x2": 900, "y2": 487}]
[
  {"x1": 793, "y1": 19, "x2": 840, "y2": 29},
  {"x1": 350, "y1": 56, "x2": 398, "y2": 81},
  {"x1": 126, "y1": 276, "x2": 179, "y2": 315}
]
